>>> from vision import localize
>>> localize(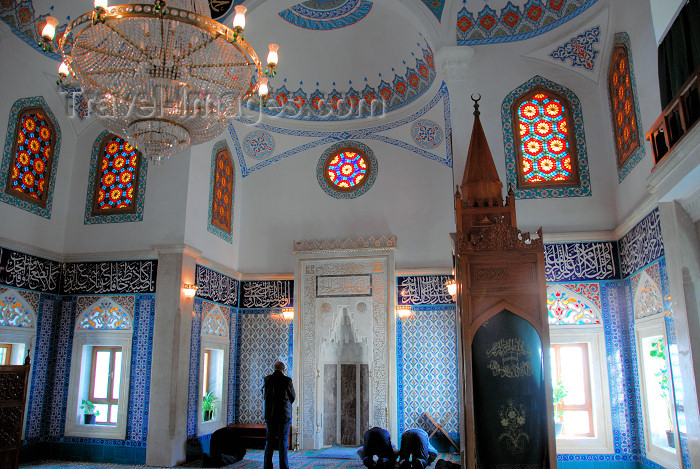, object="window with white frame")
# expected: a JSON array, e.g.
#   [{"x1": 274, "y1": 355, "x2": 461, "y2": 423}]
[
  {"x1": 635, "y1": 316, "x2": 679, "y2": 468},
  {"x1": 65, "y1": 297, "x2": 133, "y2": 439},
  {"x1": 547, "y1": 285, "x2": 613, "y2": 453},
  {"x1": 198, "y1": 304, "x2": 229, "y2": 435}
]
